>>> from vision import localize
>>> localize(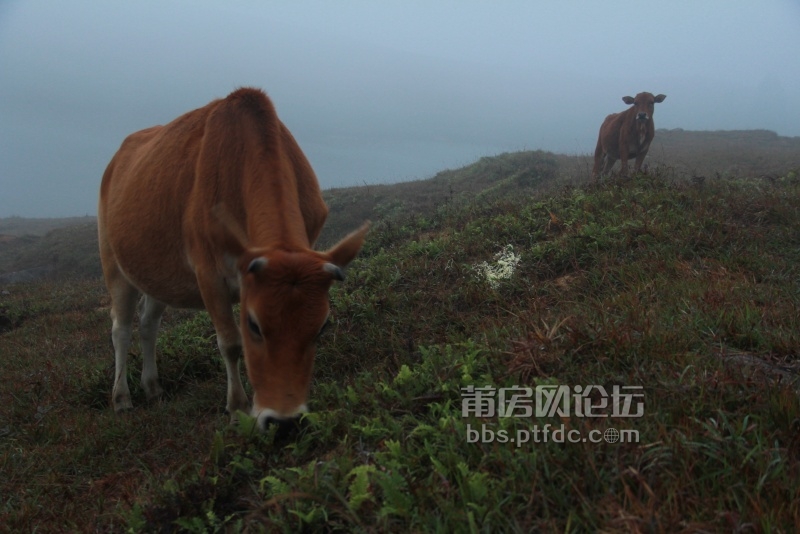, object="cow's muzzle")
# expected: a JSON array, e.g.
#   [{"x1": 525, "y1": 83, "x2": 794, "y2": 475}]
[
  {"x1": 254, "y1": 404, "x2": 308, "y2": 437},
  {"x1": 636, "y1": 113, "x2": 649, "y2": 121}
]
